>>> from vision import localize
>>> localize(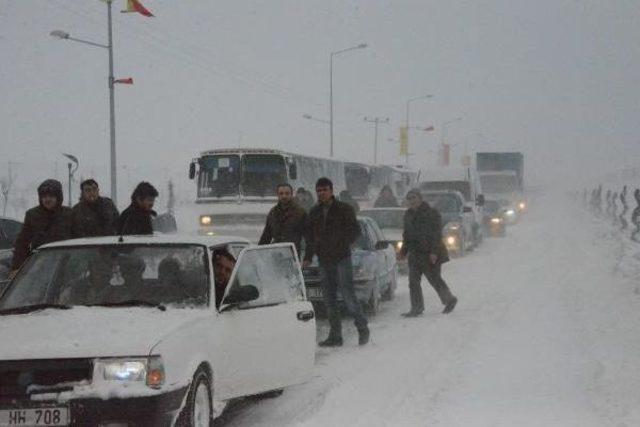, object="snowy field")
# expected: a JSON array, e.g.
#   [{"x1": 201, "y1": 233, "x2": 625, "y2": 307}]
[{"x1": 213, "y1": 193, "x2": 640, "y2": 427}]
